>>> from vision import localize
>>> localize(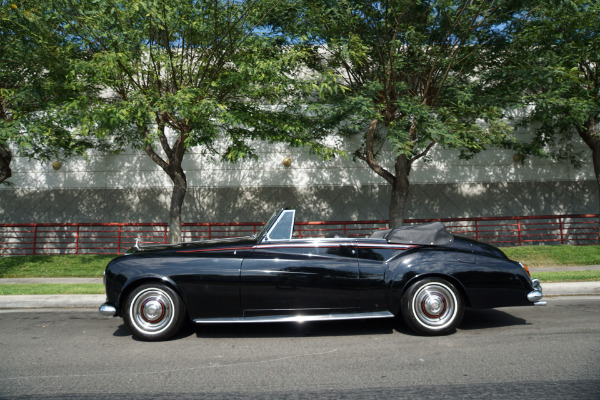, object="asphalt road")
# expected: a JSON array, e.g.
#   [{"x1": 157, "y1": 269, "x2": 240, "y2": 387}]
[{"x1": 0, "y1": 297, "x2": 599, "y2": 400}]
